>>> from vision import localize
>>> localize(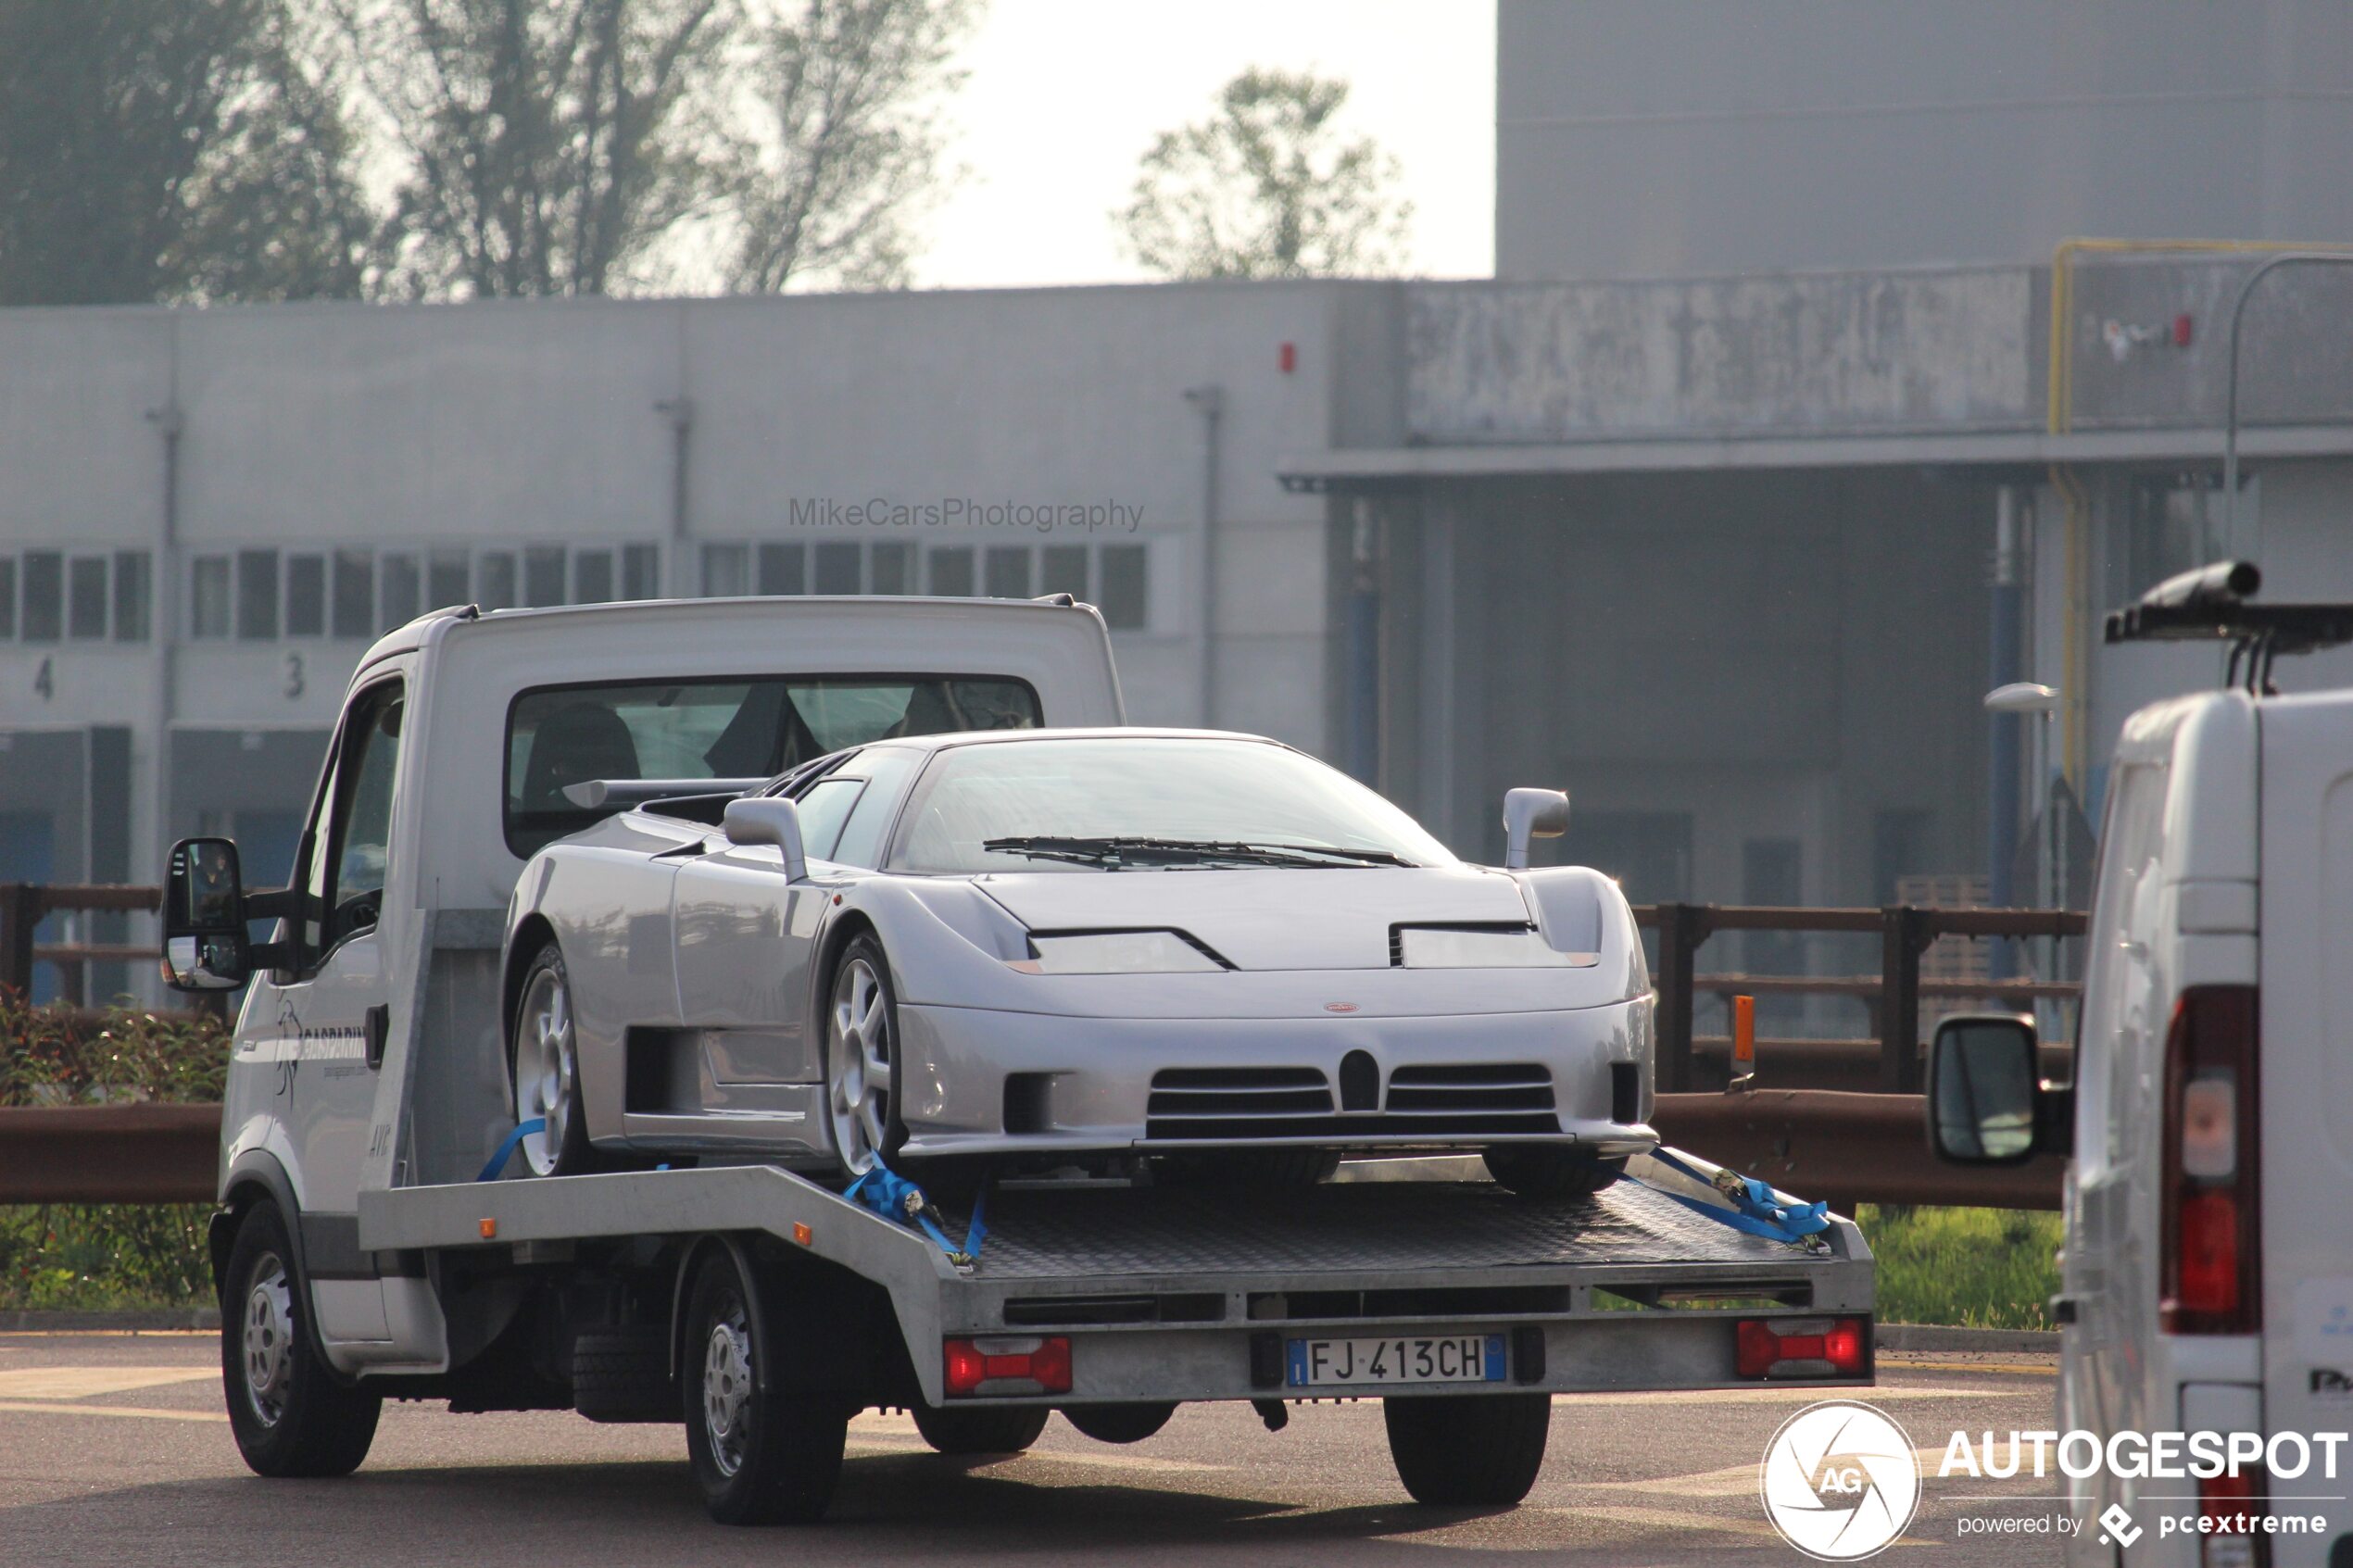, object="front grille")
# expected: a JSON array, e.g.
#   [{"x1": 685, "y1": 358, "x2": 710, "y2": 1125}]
[{"x1": 1145, "y1": 1062, "x2": 1560, "y2": 1141}]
